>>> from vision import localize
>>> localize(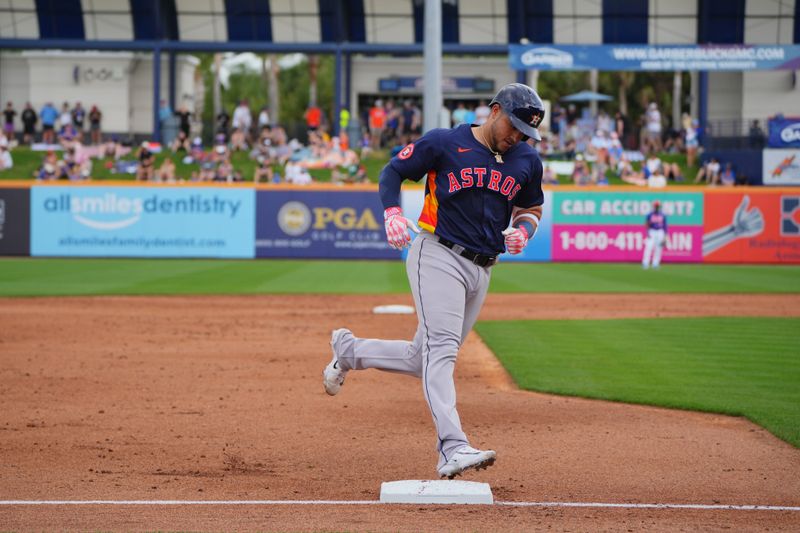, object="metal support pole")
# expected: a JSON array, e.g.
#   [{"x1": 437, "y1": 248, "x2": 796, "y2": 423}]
[
  {"x1": 334, "y1": 48, "x2": 342, "y2": 137},
  {"x1": 344, "y1": 52, "x2": 352, "y2": 112},
  {"x1": 152, "y1": 47, "x2": 162, "y2": 142},
  {"x1": 672, "y1": 71, "x2": 682, "y2": 131},
  {"x1": 422, "y1": 0, "x2": 442, "y2": 133},
  {"x1": 168, "y1": 50, "x2": 177, "y2": 112},
  {"x1": 516, "y1": 70, "x2": 526, "y2": 84},
  {"x1": 698, "y1": 71, "x2": 708, "y2": 145}
]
